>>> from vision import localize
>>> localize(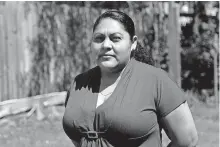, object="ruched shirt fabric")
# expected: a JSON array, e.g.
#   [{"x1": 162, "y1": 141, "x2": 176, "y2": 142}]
[{"x1": 63, "y1": 58, "x2": 186, "y2": 147}]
